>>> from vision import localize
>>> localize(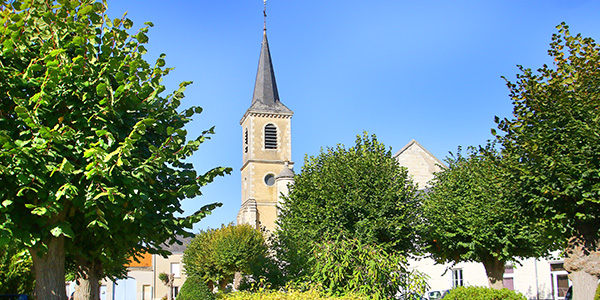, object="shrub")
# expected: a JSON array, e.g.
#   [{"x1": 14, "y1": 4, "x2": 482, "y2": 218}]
[
  {"x1": 307, "y1": 237, "x2": 428, "y2": 299},
  {"x1": 218, "y1": 289, "x2": 368, "y2": 300},
  {"x1": 177, "y1": 275, "x2": 215, "y2": 300},
  {"x1": 595, "y1": 283, "x2": 600, "y2": 300},
  {"x1": 443, "y1": 286, "x2": 526, "y2": 300}
]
